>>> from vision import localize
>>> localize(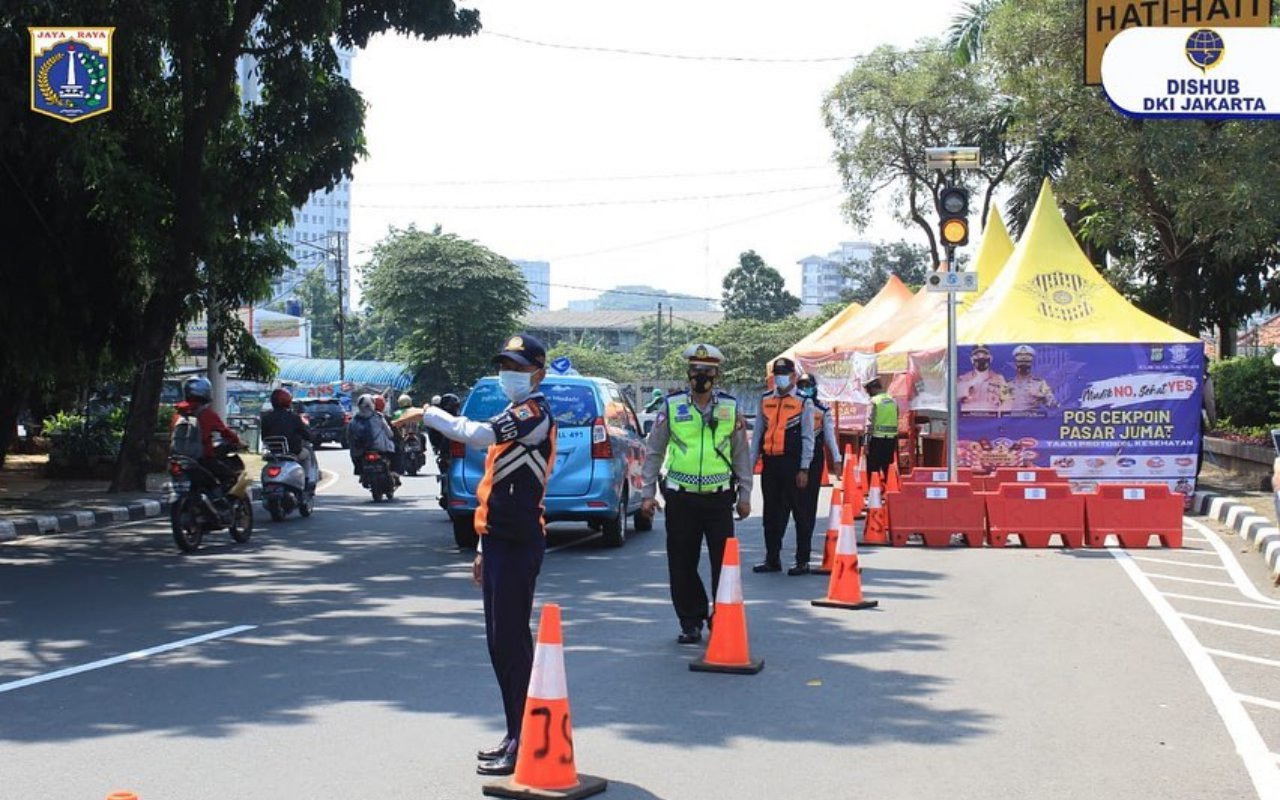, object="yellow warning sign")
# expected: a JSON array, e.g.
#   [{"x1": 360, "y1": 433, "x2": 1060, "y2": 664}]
[{"x1": 1084, "y1": 0, "x2": 1273, "y2": 85}]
